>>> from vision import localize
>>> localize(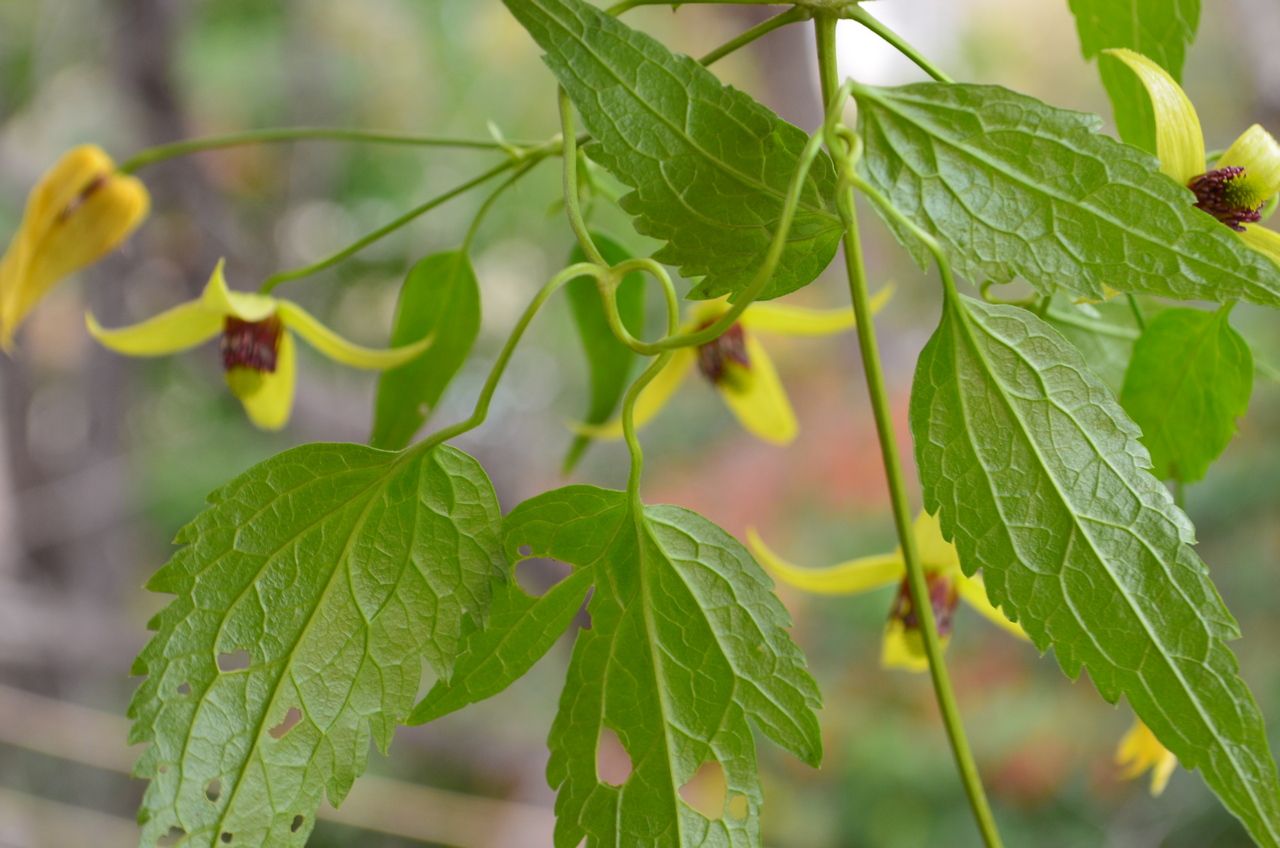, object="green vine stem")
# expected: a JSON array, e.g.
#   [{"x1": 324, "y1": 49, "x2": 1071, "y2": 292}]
[
  {"x1": 463, "y1": 156, "x2": 546, "y2": 254},
  {"x1": 698, "y1": 6, "x2": 812, "y2": 66},
  {"x1": 559, "y1": 88, "x2": 608, "y2": 268},
  {"x1": 413, "y1": 262, "x2": 603, "y2": 456},
  {"x1": 117, "y1": 128, "x2": 536, "y2": 174},
  {"x1": 842, "y1": 5, "x2": 954, "y2": 84},
  {"x1": 814, "y1": 14, "x2": 1006, "y2": 848}
]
